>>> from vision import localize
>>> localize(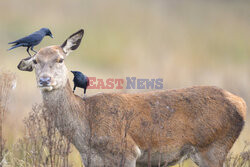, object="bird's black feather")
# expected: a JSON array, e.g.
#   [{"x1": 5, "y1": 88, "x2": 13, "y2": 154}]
[
  {"x1": 71, "y1": 71, "x2": 89, "y2": 98},
  {"x1": 8, "y1": 28, "x2": 53, "y2": 56}
]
